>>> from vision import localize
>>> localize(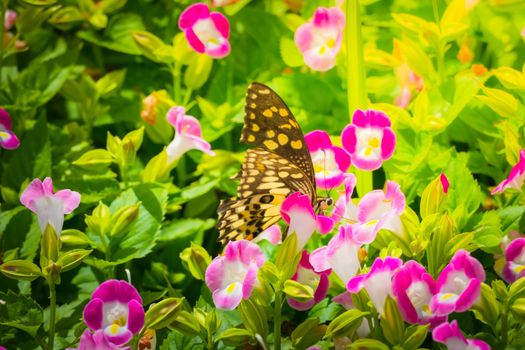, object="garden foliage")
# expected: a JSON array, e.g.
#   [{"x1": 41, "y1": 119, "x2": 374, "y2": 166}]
[{"x1": 1, "y1": 0, "x2": 525, "y2": 349}]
